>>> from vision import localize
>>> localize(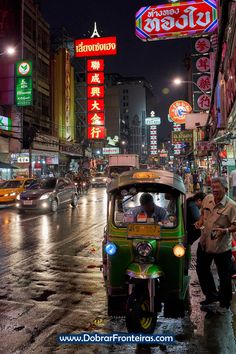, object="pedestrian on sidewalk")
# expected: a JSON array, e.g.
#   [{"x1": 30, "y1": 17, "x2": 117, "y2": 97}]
[
  {"x1": 229, "y1": 168, "x2": 236, "y2": 201},
  {"x1": 186, "y1": 192, "x2": 206, "y2": 246},
  {"x1": 192, "y1": 170, "x2": 199, "y2": 192},
  {"x1": 195, "y1": 177, "x2": 236, "y2": 314}
]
